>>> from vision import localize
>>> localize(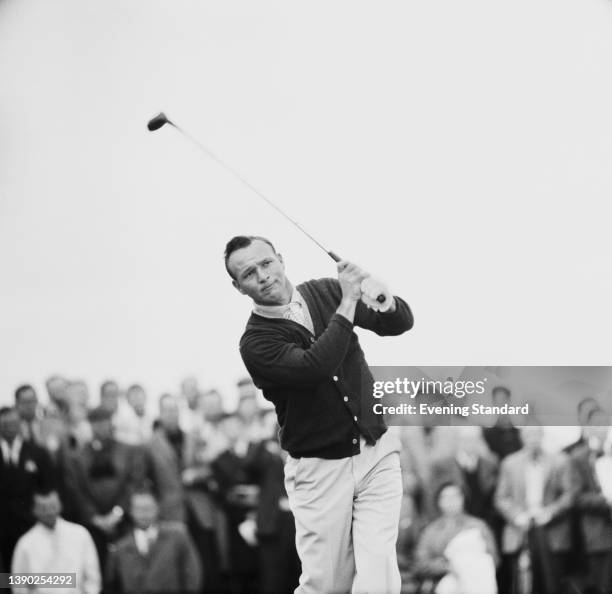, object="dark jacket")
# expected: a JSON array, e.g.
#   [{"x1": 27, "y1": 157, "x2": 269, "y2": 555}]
[
  {"x1": 239, "y1": 277, "x2": 413, "y2": 459},
  {"x1": 0, "y1": 439, "x2": 55, "y2": 554},
  {"x1": 430, "y1": 453, "x2": 499, "y2": 521},
  {"x1": 105, "y1": 523, "x2": 201, "y2": 593},
  {"x1": 570, "y1": 444, "x2": 612, "y2": 553},
  {"x1": 146, "y1": 429, "x2": 186, "y2": 523},
  {"x1": 245, "y1": 439, "x2": 288, "y2": 537},
  {"x1": 64, "y1": 439, "x2": 144, "y2": 524}
]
